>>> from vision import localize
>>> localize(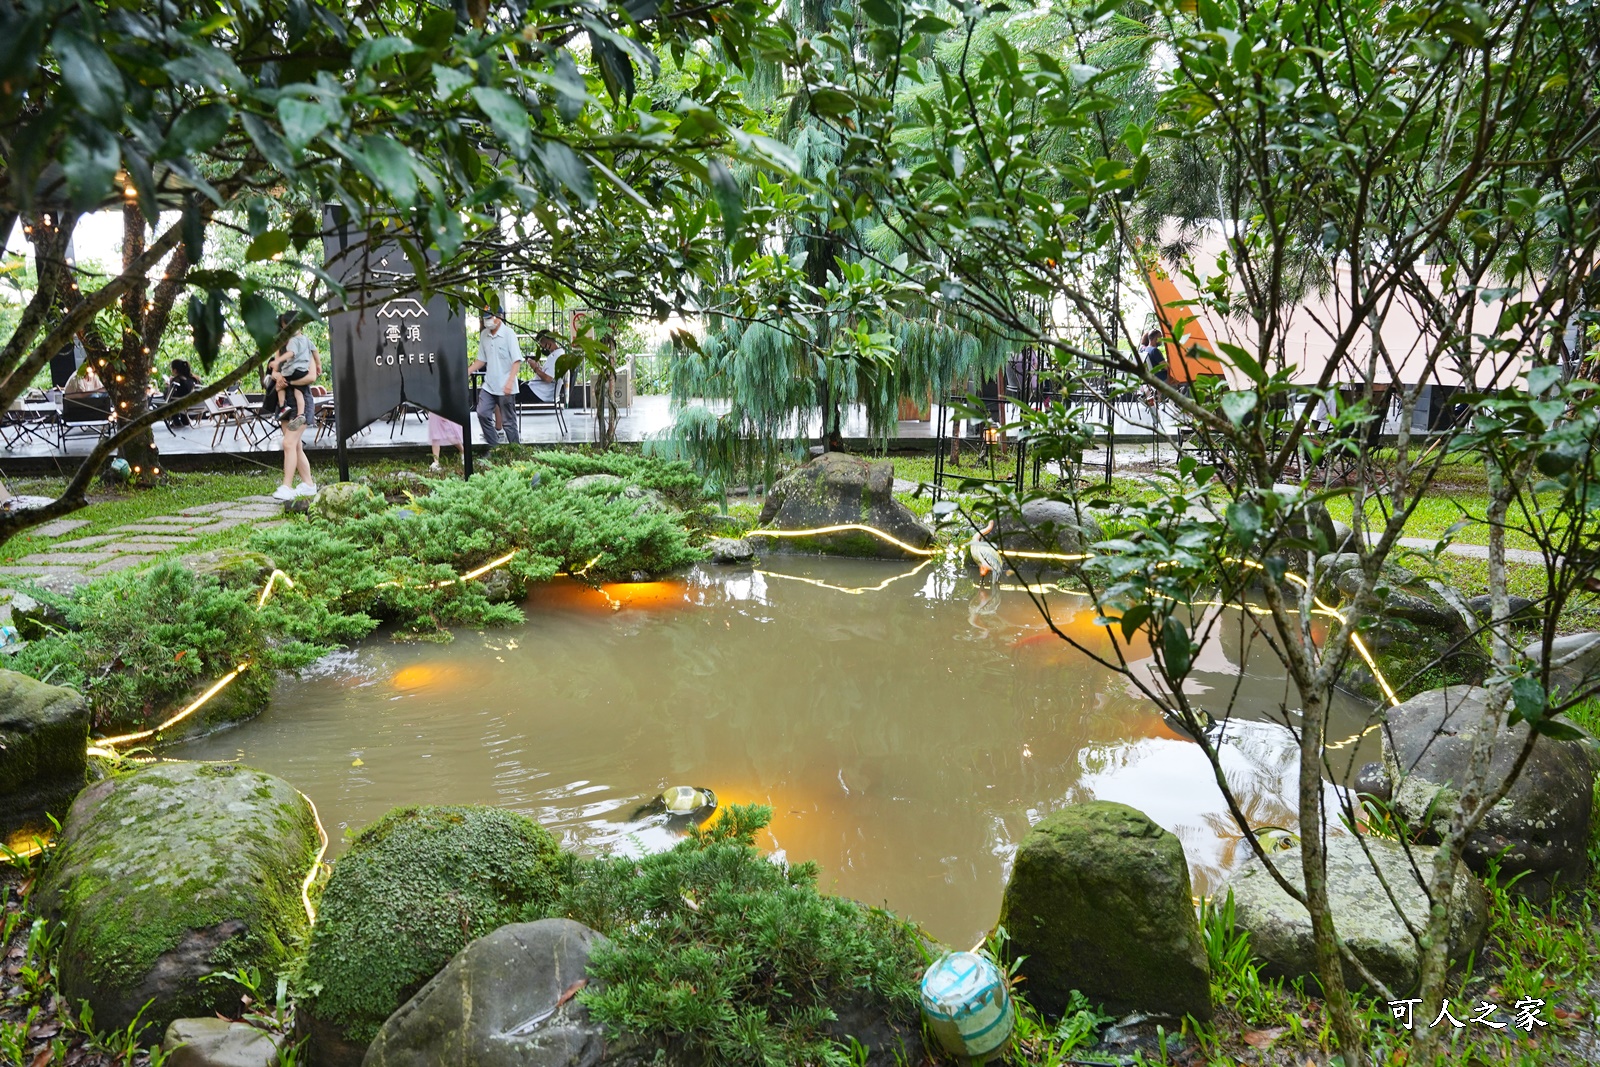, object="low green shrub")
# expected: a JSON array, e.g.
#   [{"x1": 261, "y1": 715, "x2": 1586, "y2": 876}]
[
  {"x1": 296, "y1": 806, "x2": 569, "y2": 1055},
  {"x1": 9, "y1": 562, "x2": 343, "y2": 732},
  {"x1": 513, "y1": 447, "x2": 710, "y2": 506},
  {"x1": 556, "y1": 805, "x2": 925, "y2": 1066}
]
